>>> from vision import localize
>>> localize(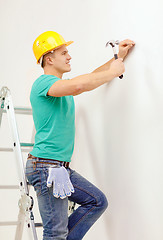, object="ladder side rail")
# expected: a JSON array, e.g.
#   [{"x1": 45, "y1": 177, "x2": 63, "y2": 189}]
[
  {"x1": 0, "y1": 86, "x2": 8, "y2": 127},
  {"x1": 5, "y1": 92, "x2": 29, "y2": 194},
  {"x1": 27, "y1": 210, "x2": 39, "y2": 240},
  {"x1": 4, "y1": 90, "x2": 38, "y2": 240},
  {"x1": 15, "y1": 209, "x2": 25, "y2": 240}
]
